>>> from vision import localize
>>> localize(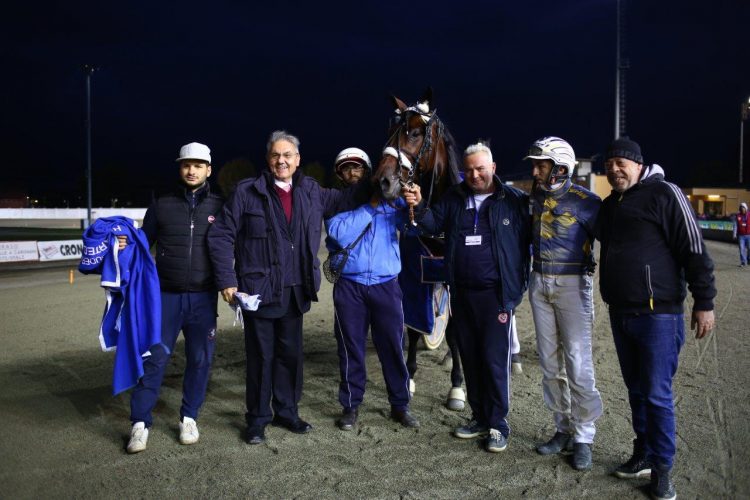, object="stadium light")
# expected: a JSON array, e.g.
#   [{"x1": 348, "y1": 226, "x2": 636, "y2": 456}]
[
  {"x1": 741, "y1": 96, "x2": 750, "y2": 184},
  {"x1": 84, "y1": 65, "x2": 97, "y2": 227}
]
